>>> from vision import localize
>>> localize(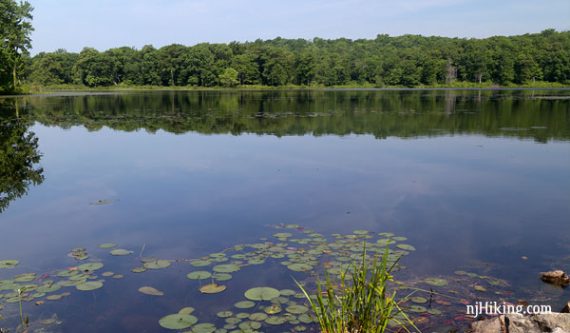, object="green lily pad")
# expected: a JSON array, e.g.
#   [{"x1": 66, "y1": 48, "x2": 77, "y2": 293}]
[
  {"x1": 396, "y1": 244, "x2": 416, "y2": 251},
  {"x1": 287, "y1": 263, "x2": 313, "y2": 272},
  {"x1": 98, "y1": 243, "x2": 116, "y2": 249},
  {"x1": 212, "y1": 264, "x2": 240, "y2": 273},
  {"x1": 179, "y1": 307, "x2": 195, "y2": 315},
  {"x1": 409, "y1": 305, "x2": 427, "y2": 313},
  {"x1": 411, "y1": 296, "x2": 428, "y2": 304},
  {"x1": 158, "y1": 314, "x2": 198, "y2": 330},
  {"x1": 110, "y1": 249, "x2": 133, "y2": 256},
  {"x1": 424, "y1": 277, "x2": 448, "y2": 287},
  {"x1": 249, "y1": 312, "x2": 268, "y2": 321},
  {"x1": 199, "y1": 283, "x2": 226, "y2": 294},
  {"x1": 213, "y1": 273, "x2": 232, "y2": 281},
  {"x1": 273, "y1": 233, "x2": 293, "y2": 238},
  {"x1": 245, "y1": 287, "x2": 280, "y2": 301},
  {"x1": 143, "y1": 260, "x2": 171, "y2": 269},
  {"x1": 192, "y1": 323, "x2": 216, "y2": 333},
  {"x1": 265, "y1": 316, "x2": 287, "y2": 325},
  {"x1": 474, "y1": 285, "x2": 487, "y2": 292},
  {"x1": 14, "y1": 273, "x2": 36, "y2": 282},
  {"x1": 187, "y1": 271, "x2": 212, "y2": 280},
  {"x1": 131, "y1": 267, "x2": 146, "y2": 273},
  {"x1": 138, "y1": 286, "x2": 164, "y2": 296},
  {"x1": 77, "y1": 262, "x2": 104, "y2": 271},
  {"x1": 264, "y1": 304, "x2": 282, "y2": 314},
  {"x1": 239, "y1": 321, "x2": 262, "y2": 330},
  {"x1": 286, "y1": 305, "x2": 309, "y2": 314},
  {"x1": 234, "y1": 300, "x2": 255, "y2": 309},
  {"x1": 353, "y1": 230, "x2": 369, "y2": 235},
  {"x1": 0, "y1": 260, "x2": 19, "y2": 269},
  {"x1": 76, "y1": 281, "x2": 103, "y2": 291},
  {"x1": 217, "y1": 311, "x2": 233, "y2": 318}
]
